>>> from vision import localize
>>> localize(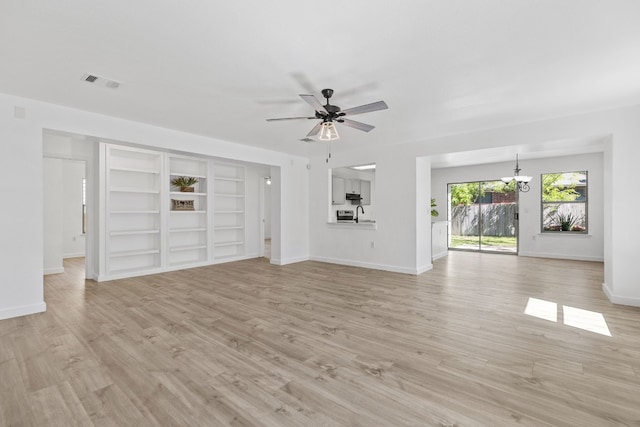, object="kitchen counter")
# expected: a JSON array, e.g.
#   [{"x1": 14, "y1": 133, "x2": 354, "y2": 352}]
[{"x1": 327, "y1": 221, "x2": 377, "y2": 230}]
